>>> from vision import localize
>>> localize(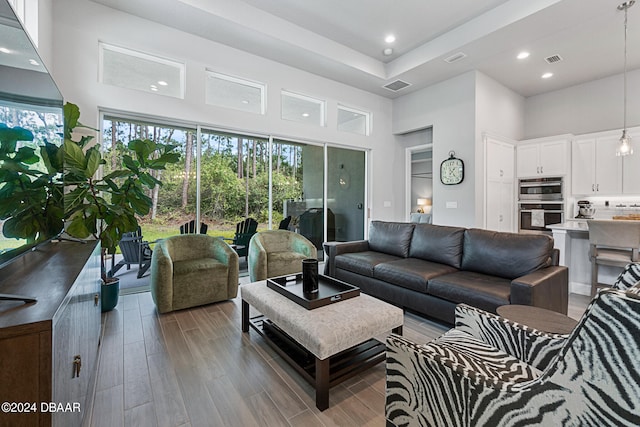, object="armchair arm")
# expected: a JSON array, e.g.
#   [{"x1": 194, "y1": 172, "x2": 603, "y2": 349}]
[
  {"x1": 210, "y1": 238, "x2": 239, "y2": 297},
  {"x1": 248, "y1": 235, "x2": 267, "y2": 282},
  {"x1": 454, "y1": 304, "x2": 567, "y2": 370},
  {"x1": 150, "y1": 241, "x2": 174, "y2": 314},
  {"x1": 386, "y1": 334, "x2": 529, "y2": 427},
  {"x1": 510, "y1": 266, "x2": 569, "y2": 314},
  {"x1": 323, "y1": 240, "x2": 369, "y2": 276}
]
